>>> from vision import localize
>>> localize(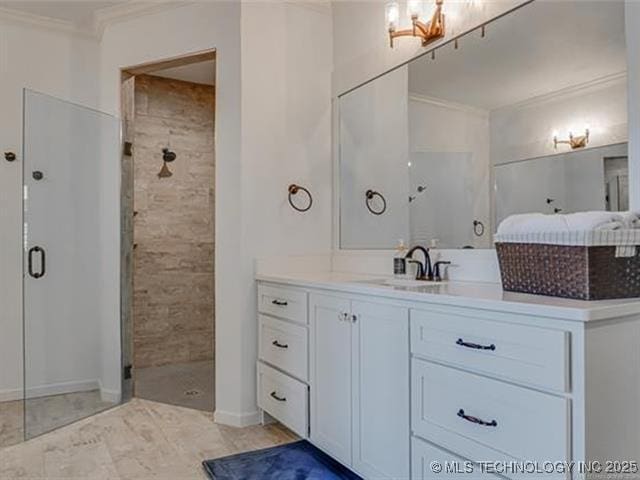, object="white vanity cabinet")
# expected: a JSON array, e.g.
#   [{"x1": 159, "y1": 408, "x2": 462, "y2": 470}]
[
  {"x1": 256, "y1": 277, "x2": 640, "y2": 480},
  {"x1": 309, "y1": 292, "x2": 410, "y2": 479}
]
